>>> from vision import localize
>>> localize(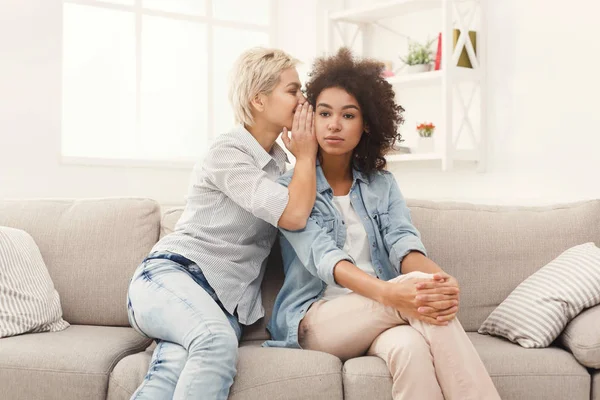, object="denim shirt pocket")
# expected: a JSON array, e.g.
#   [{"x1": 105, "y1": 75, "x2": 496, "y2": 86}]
[
  {"x1": 373, "y1": 211, "x2": 391, "y2": 233},
  {"x1": 322, "y1": 217, "x2": 336, "y2": 234}
]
